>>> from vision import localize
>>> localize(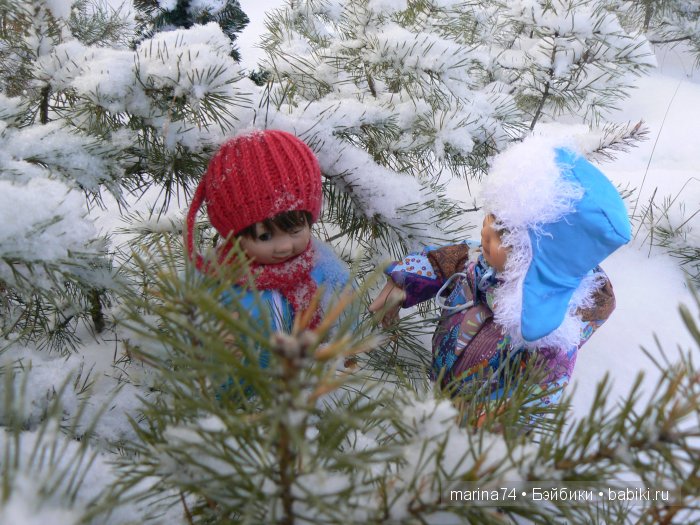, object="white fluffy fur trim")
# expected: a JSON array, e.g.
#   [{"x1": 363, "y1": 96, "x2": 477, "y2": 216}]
[
  {"x1": 481, "y1": 136, "x2": 584, "y2": 233},
  {"x1": 482, "y1": 136, "x2": 599, "y2": 349}
]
